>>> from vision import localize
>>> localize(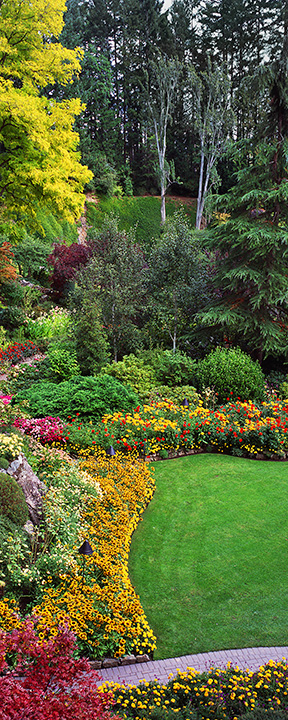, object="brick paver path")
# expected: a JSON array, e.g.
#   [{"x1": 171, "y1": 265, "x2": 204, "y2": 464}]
[{"x1": 97, "y1": 646, "x2": 288, "y2": 687}]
